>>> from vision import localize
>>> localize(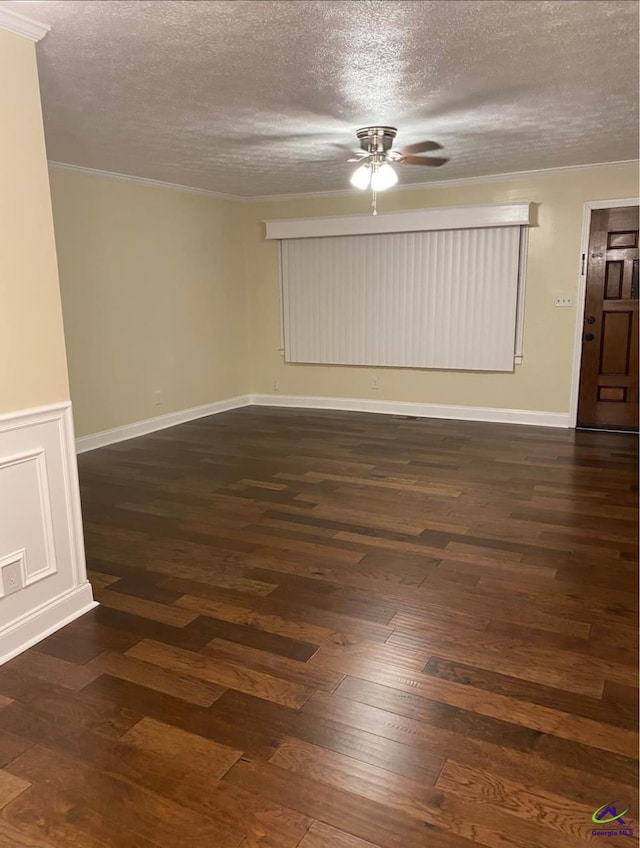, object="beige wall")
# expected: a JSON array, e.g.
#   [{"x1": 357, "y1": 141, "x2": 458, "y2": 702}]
[
  {"x1": 0, "y1": 30, "x2": 69, "y2": 414},
  {"x1": 50, "y1": 170, "x2": 248, "y2": 437},
  {"x1": 51, "y1": 161, "x2": 637, "y2": 438},
  {"x1": 242, "y1": 162, "x2": 638, "y2": 413}
]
